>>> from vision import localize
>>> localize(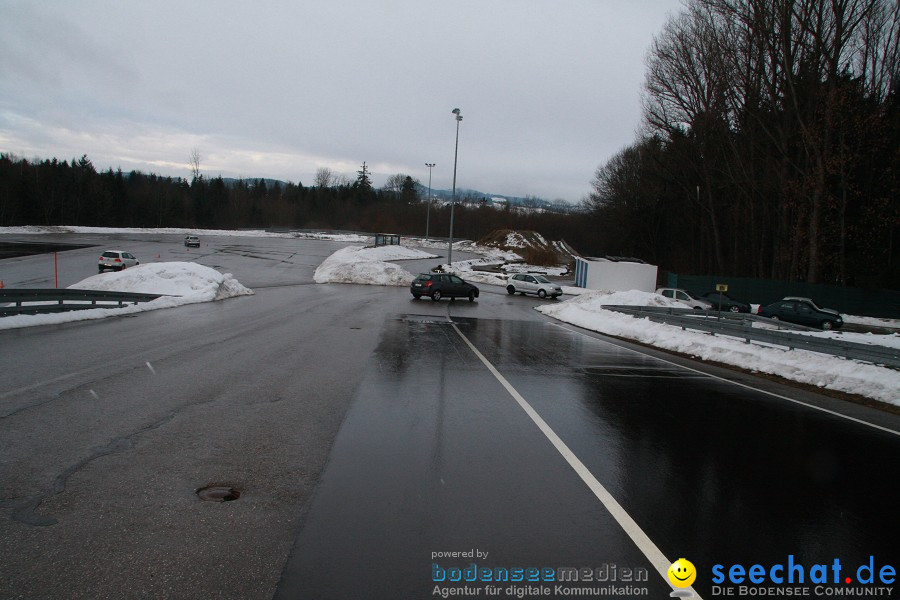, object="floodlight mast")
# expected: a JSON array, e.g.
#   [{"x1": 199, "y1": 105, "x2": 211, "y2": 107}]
[
  {"x1": 425, "y1": 163, "x2": 435, "y2": 240},
  {"x1": 448, "y1": 108, "x2": 462, "y2": 266}
]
